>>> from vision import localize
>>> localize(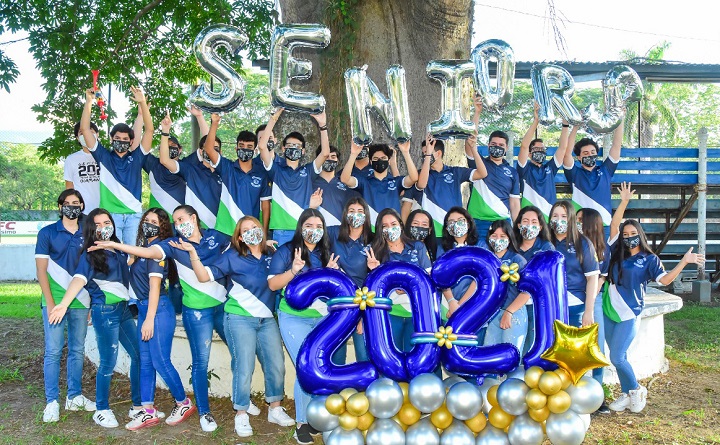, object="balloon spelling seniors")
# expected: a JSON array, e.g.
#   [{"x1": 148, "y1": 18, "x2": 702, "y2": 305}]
[
  {"x1": 92, "y1": 205, "x2": 231, "y2": 432},
  {"x1": 549, "y1": 200, "x2": 600, "y2": 327},
  {"x1": 175, "y1": 216, "x2": 295, "y2": 438},
  {"x1": 36, "y1": 189, "x2": 96, "y2": 423},
  {"x1": 124, "y1": 208, "x2": 196, "y2": 431},
  {"x1": 606, "y1": 221, "x2": 704, "y2": 413},
  {"x1": 48, "y1": 209, "x2": 141, "y2": 429},
  {"x1": 267, "y1": 208, "x2": 340, "y2": 445}
]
